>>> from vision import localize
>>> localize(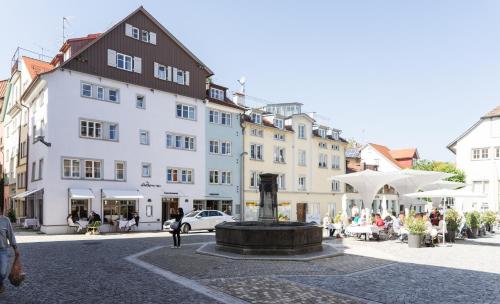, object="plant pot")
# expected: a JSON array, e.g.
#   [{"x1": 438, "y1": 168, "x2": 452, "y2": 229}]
[
  {"x1": 446, "y1": 230, "x2": 456, "y2": 243},
  {"x1": 471, "y1": 227, "x2": 479, "y2": 238},
  {"x1": 408, "y1": 234, "x2": 422, "y2": 248}
]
